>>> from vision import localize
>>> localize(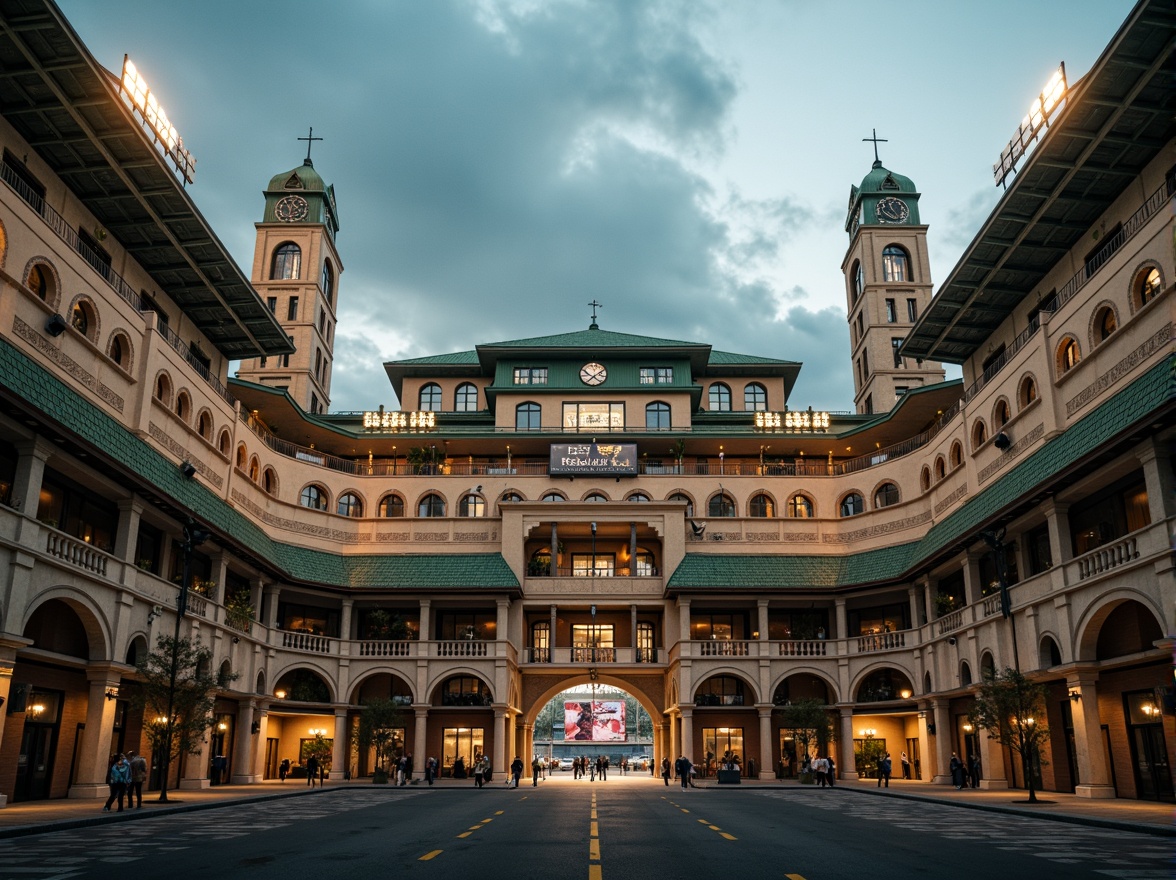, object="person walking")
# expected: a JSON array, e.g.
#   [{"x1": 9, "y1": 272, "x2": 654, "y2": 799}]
[
  {"x1": 675, "y1": 755, "x2": 690, "y2": 790},
  {"x1": 949, "y1": 752, "x2": 965, "y2": 789},
  {"x1": 531, "y1": 755, "x2": 541, "y2": 787},
  {"x1": 511, "y1": 756, "x2": 524, "y2": 788},
  {"x1": 661, "y1": 757, "x2": 671, "y2": 786},
  {"x1": 825, "y1": 754, "x2": 835, "y2": 787},
  {"x1": 968, "y1": 754, "x2": 982, "y2": 789},
  {"x1": 103, "y1": 753, "x2": 130, "y2": 812},
  {"x1": 600, "y1": 755, "x2": 609, "y2": 781},
  {"x1": 473, "y1": 755, "x2": 485, "y2": 788},
  {"x1": 127, "y1": 751, "x2": 147, "y2": 808},
  {"x1": 404, "y1": 752, "x2": 414, "y2": 786},
  {"x1": 279, "y1": 758, "x2": 290, "y2": 783},
  {"x1": 306, "y1": 754, "x2": 320, "y2": 788},
  {"x1": 900, "y1": 750, "x2": 911, "y2": 780},
  {"x1": 425, "y1": 756, "x2": 437, "y2": 785},
  {"x1": 878, "y1": 752, "x2": 892, "y2": 788},
  {"x1": 813, "y1": 755, "x2": 828, "y2": 787}
]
